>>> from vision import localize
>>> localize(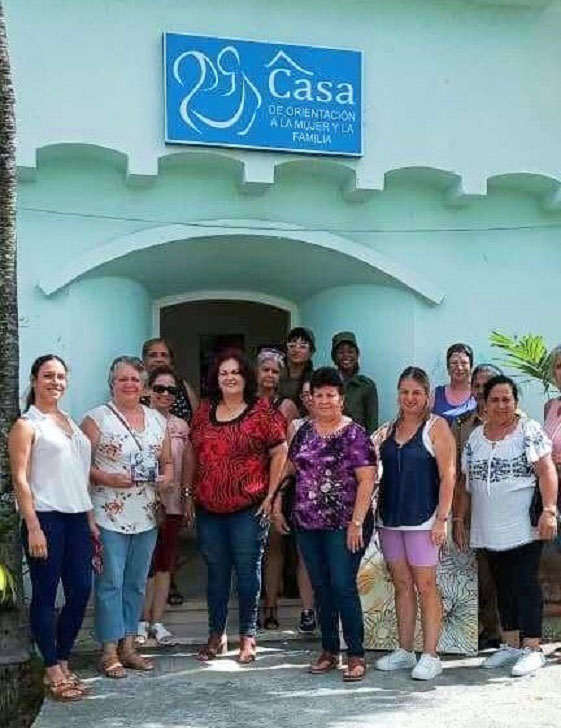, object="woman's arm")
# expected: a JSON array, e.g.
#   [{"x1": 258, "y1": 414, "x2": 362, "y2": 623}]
[
  {"x1": 157, "y1": 429, "x2": 174, "y2": 490},
  {"x1": 430, "y1": 417, "x2": 456, "y2": 546},
  {"x1": 8, "y1": 419, "x2": 48, "y2": 559},
  {"x1": 347, "y1": 465, "x2": 377, "y2": 553},
  {"x1": 184, "y1": 380, "x2": 199, "y2": 415},
  {"x1": 257, "y1": 441, "x2": 288, "y2": 517},
  {"x1": 80, "y1": 416, "x2": 132, "y2": 488},
  {"x1": 535, "y1": 453, "x2": 558, "y2": 540},
  {"x1": 452, "y1": 473, "x2": 471, "y2": 550},
  {"x1": 279, "y1": 398, "x2": 299, "y2": 425},
  {"x1": 181, "y1": 436, "x2": 196, "y2": 524}
]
